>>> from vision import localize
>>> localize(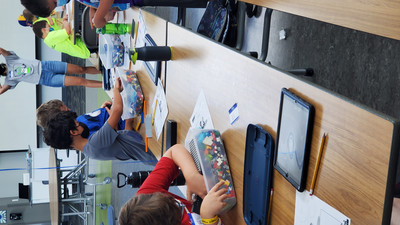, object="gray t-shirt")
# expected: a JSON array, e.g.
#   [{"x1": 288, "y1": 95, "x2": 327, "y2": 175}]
[
  {"x1": 4, "y1": 51, "x2": 42, "y2": 89},
  {"x1": 83, "y1": 122, "x2": 156, "y2": 161}
]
